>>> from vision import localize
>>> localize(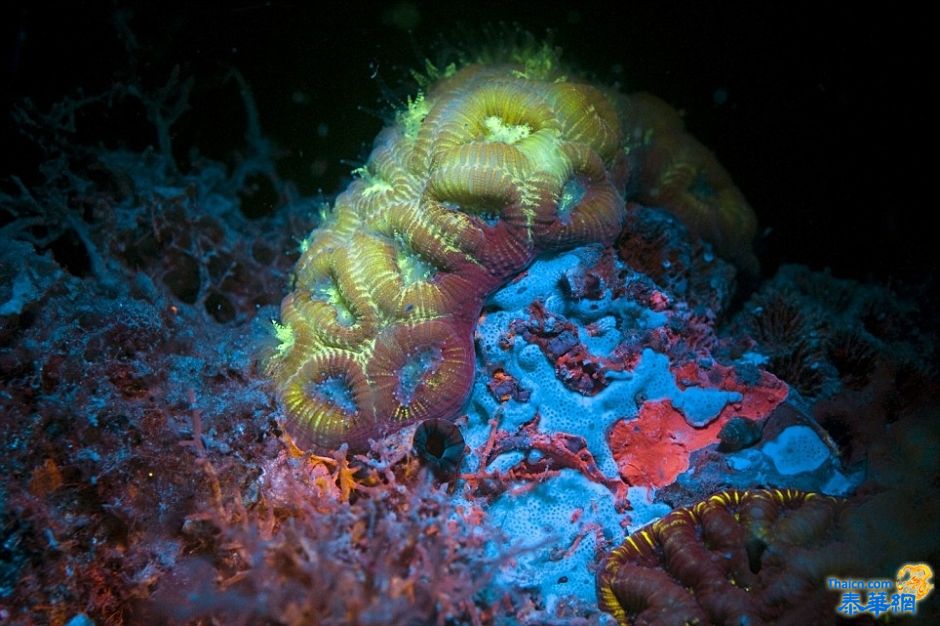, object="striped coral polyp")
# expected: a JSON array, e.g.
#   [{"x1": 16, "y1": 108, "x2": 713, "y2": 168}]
[
  {"x1": 597, "y1": 489, "x2": 842, "y2": 626},
  {"x1": 270, "y1": 60, "x2": 757, "y2": 450}
]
